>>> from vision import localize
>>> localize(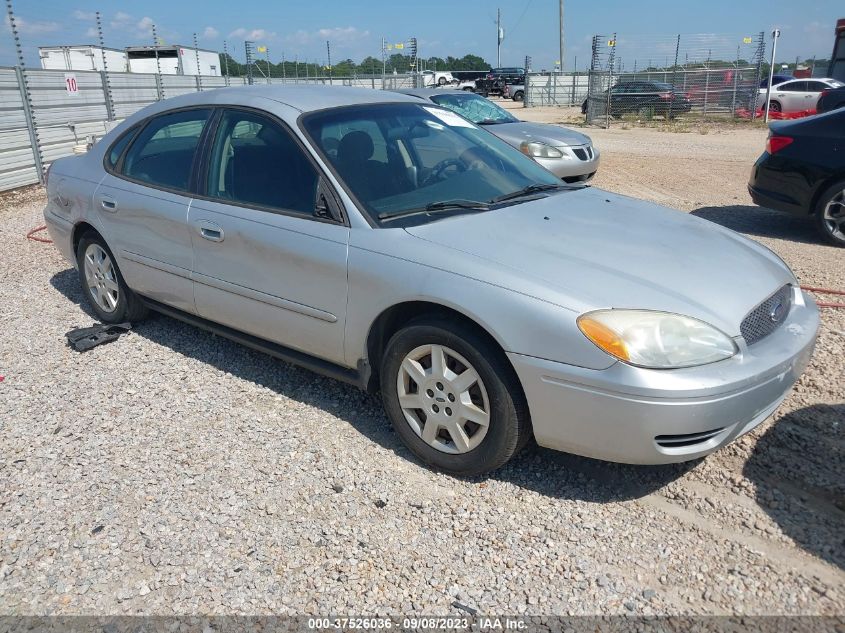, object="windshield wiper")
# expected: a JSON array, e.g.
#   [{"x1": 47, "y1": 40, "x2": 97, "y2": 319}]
[
  {"x1": 378, "y1": 199, "x2": 490, "y2": 222},
  {"x1": 489, "y1": 183, "x2": 567, "y2": 204},
  {"x1": 476, "y1": 118, "x2": 509, "y2": 125}
]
